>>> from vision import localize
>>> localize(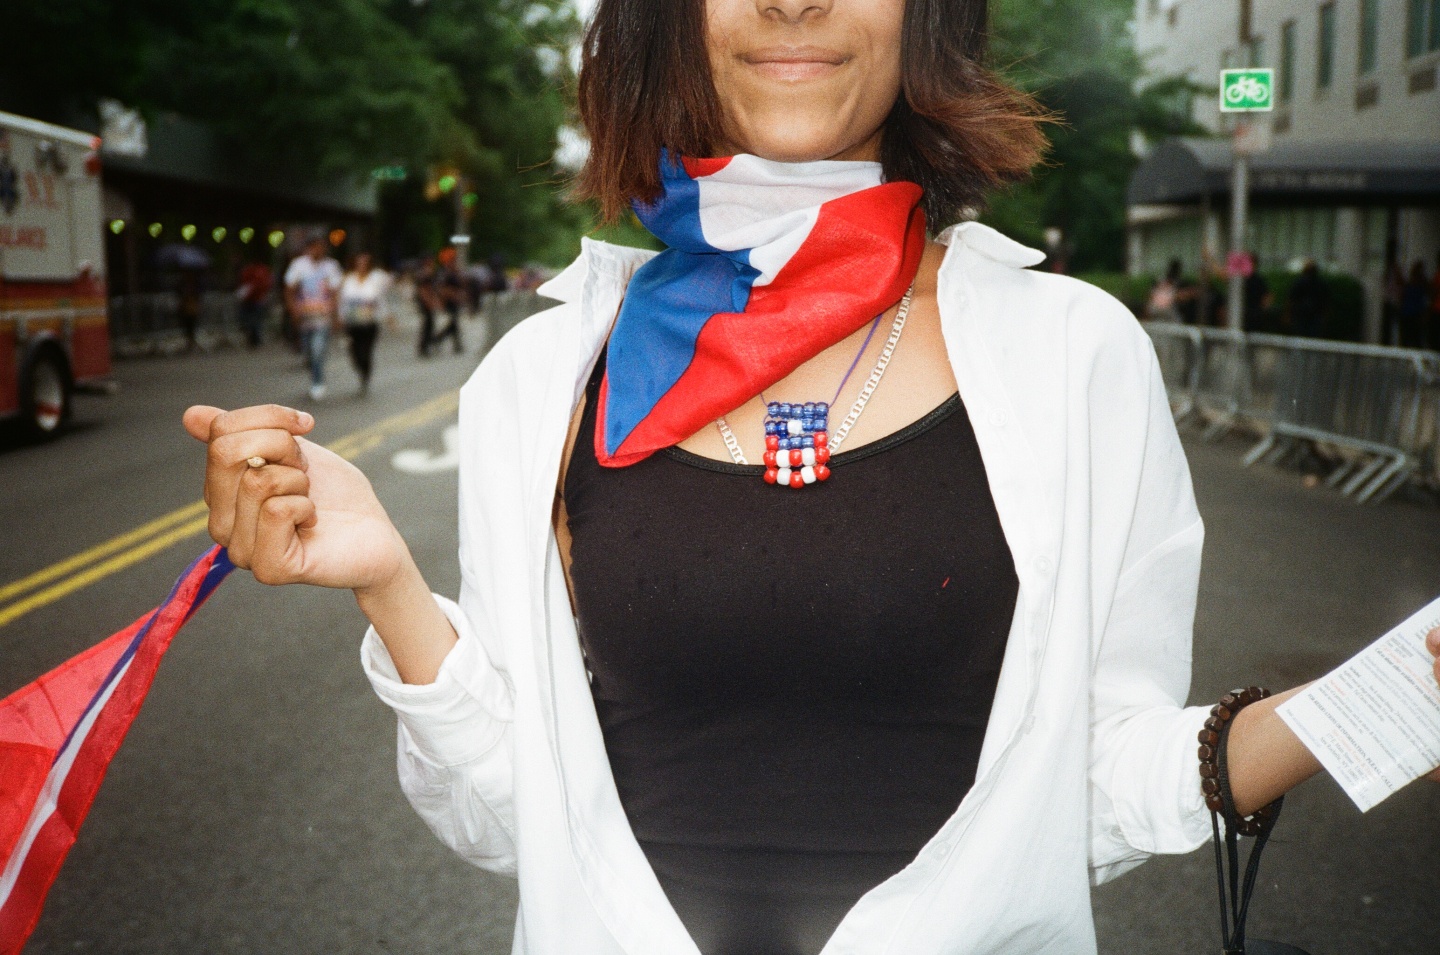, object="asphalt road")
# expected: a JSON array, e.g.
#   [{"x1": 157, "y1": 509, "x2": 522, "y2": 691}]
[{"x1": 1, "y1": 313, "x2": 1436, "y2": 954}]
